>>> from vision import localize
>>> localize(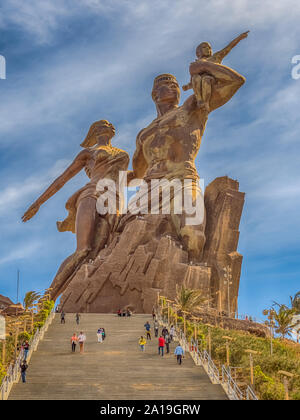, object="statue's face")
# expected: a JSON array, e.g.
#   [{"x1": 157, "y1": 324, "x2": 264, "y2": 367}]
[
  {"x1": 153, "y1": 80, "x2": 180, "y2": 105},
  {"x1": 196, "y1": 43, "x2": 212, "y2": 58},
  {"x1": 94, "y1": 120, "x2": 115, "y2": 138}
]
